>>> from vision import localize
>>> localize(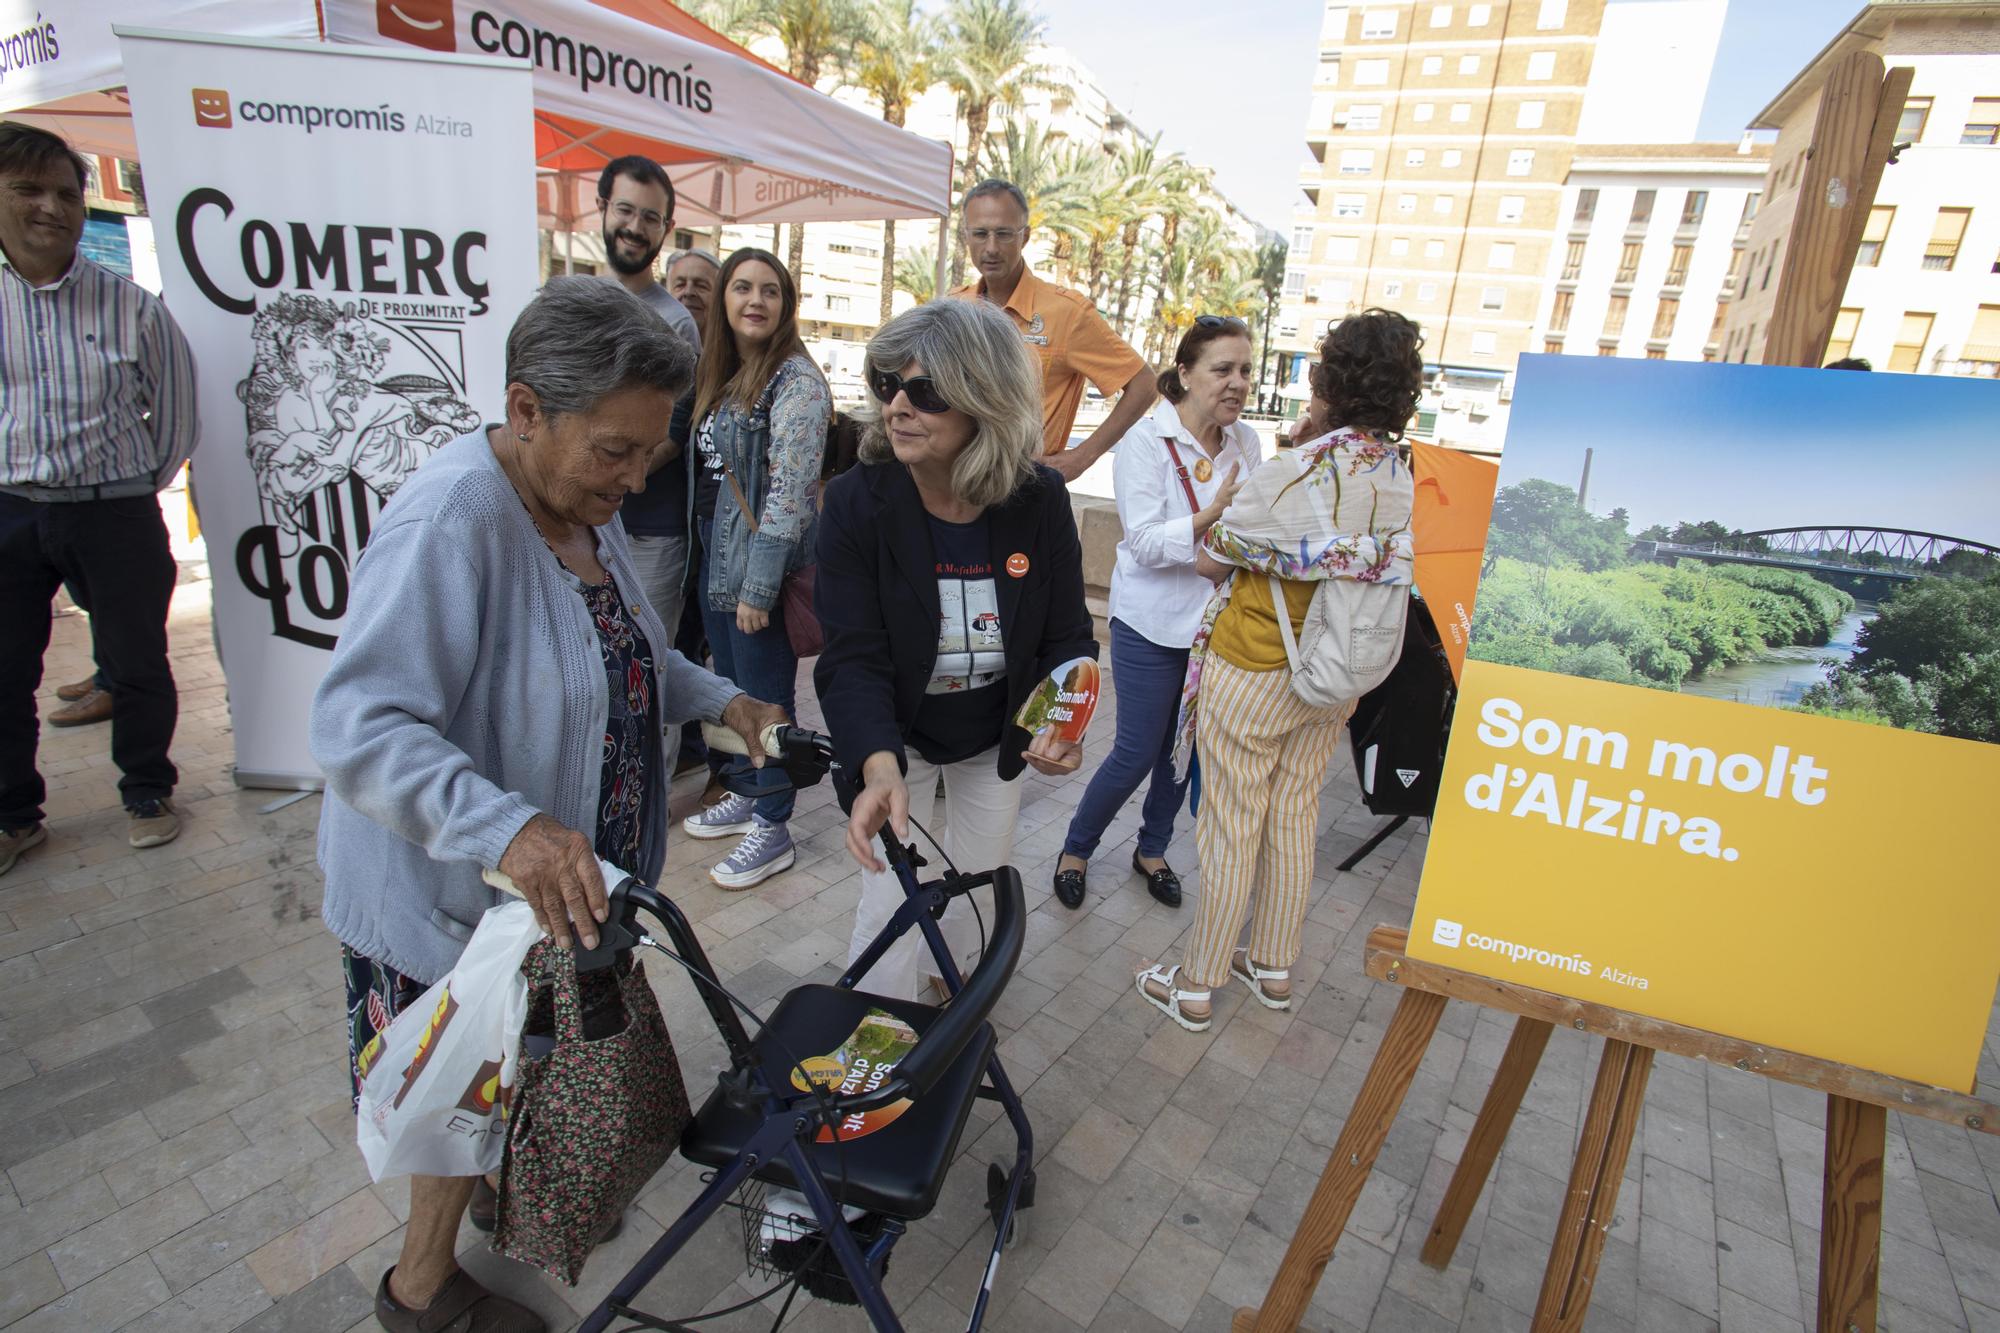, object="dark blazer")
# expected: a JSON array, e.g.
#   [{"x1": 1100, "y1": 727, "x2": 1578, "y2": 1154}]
[{"x1": 813, "y1": 459, "x2": 1098, "y2": 784}]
